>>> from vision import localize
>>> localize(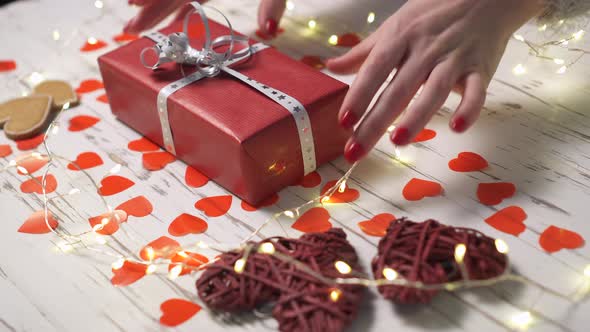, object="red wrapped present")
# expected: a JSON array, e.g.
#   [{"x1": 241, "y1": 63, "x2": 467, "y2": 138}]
[{"x1": 98, "y1": 3, "x2": 349, "y2": 205}]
